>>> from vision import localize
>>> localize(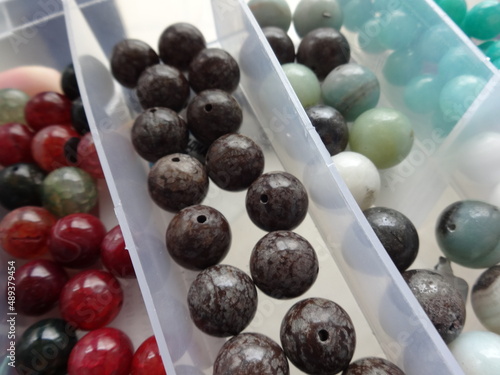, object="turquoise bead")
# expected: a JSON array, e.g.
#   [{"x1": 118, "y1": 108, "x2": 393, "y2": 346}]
[
  {"x1": 484, "y1": 40, "x2": 500, "y2": 61},
  {"x1": 382, "y1": 49, "x2": 421, "y2": 86},
  {"x1": 0, "y1": 88, "x2": 29, "y2": 125},
  {"x1": 431, "y1": 108, "x2": 457, "y2": 135},
  {"x1": 439, "y1": 74, "x2": 487, "y2": 122},
  {"x1": 462, "y1": 0, "x2": 500, "y2": 40},
  {"x1": 478, "y1": 40, "x2": 496, "y2": 53},
  {"x1": 492, "y1": 58, "x2": 500, "y2": 69},
  {"x1": 416, "y1": 23, "x2": 457, "y2": 64},
  {"x1": 357, "y1": 18, "x2": 386, "y2": 54},
  {"x1": 448, "y1": 331, "x2": 500, "y2": 375},
  {"x1": 293, "y1": 0, "x2": 343, "y2": 37},
  {"x1": 349, "y1": 107, "x2": 414, "y2": 169},
  {"x1": 404, "y1": 74, "x2": 443, "y2": 114},
  {"x1": 434, "y1": 0, "x2": 467, "y2": 25},
  {"x1": 321, "y1": 63, "x2": 380, "y2": 122},
  {"x1": 248, "y1": 0, "x2": 292, "y2": 31},
  {"x1": 376, "y1": 10, "x2": 420, "y2": 50},
  {"x1": 438, "y1": 46, "x2": 478, "y2": 82},
  {"x1": 282, "y1": 63, "x2": 321, "y2": 108},
  {"x1": 341, "y1": 0, "x2": 373, "y2": 31}
]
